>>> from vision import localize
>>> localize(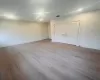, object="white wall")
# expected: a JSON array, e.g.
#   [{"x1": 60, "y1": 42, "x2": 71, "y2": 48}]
[
  {"x1": 50, "y1": 10, "x2": 100, "y2": 50},
  {"x1": 0, "y1": 20, "x2": 49, "y2": 47}
]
